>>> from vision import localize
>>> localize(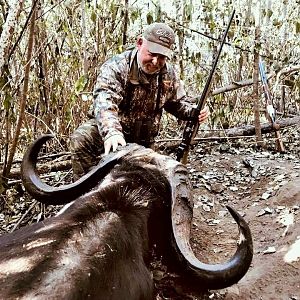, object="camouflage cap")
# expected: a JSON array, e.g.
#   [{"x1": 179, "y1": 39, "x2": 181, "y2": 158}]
[{"x1": 143, "y1": 23, "x2": 175, "y2": 59}]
